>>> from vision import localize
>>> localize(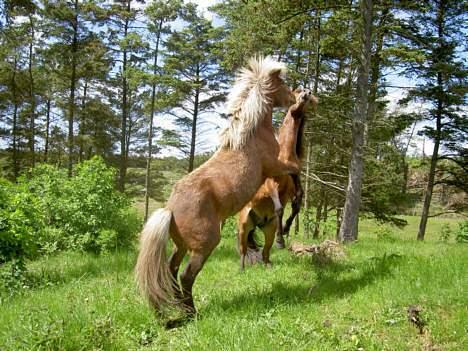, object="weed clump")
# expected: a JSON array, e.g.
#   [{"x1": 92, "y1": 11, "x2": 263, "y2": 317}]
[{"x1": 289, "y1": 240, "x2": 346, "y2": 266}]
